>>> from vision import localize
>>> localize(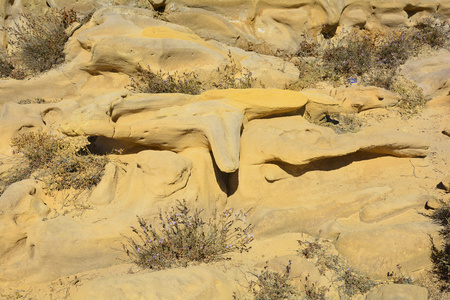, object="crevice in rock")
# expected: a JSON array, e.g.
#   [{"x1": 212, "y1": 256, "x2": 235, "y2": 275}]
[
  {"x1": 153, "y1": 3, "x2": 166, "y2": 13},
  {"x1": 324, "y1": 114, "x2": 339, "y2": 125},
  {"x1": 321, "y1": 23, "x2": 338, "y2": 39},
  {"x1": 210, "y1": 151, "x2": 228, "y2": 196},
  {"x1": 265, "y1": 151, "x2": 386, "y2": 180},
  {"x1": 404, "y1": 5, "x2": 433, "y2": 19},
  {"x1": 86, "y1": 136, "x2": 147, "y2": 155},
  {"x1": 259, "y1": 107, "x2": 306, "y2": 120}
]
